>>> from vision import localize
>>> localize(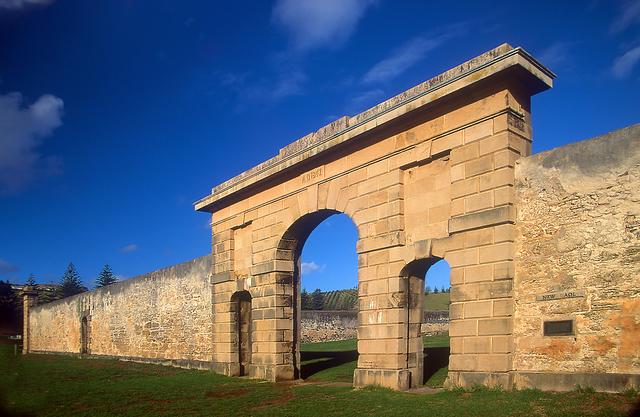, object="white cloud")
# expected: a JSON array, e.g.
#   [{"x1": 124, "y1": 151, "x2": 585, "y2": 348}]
[
  {"x1": 301, "y1": 261, "x2": 326, "y2": 275},
  {"x1": 610, "y1": 0, "x2": 640, "y2": 33},
  {"x1": 347, "y1": 88, "x2": 385, "y2": 113},
  {"x1": 612, "y1": 45, "x2": 640, "y2": 78},
  {"x1": 270, "y1": 70, "x2": 307, "y2": 100},
  {"x1": 363, "y1": 37, "x2": 441, "y2": 84},
  {"x1": 218, "y1": 69, "x2": 307, "y2": 104},
  {"x1": 0, "y1": 92, "x2": 64, "y2": 194},
  {"x1": 362, "y1": 24, "x2": 469, "y2": 84},
  {"x1": 538, "y1": 42, "x2": 573, "y2": 69},
  {"x1": 0, "y1": 258, "x2": 18, "y2": 274},
  {"x1": 120, "y1": 244, "x2": 138, "y2": 253},
  {"x1": 272, "y1": 0, "x2": 376, "y2": 51},
  {"x1": 0, "y1": 0, "x2": 53, "y2": 10}
]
